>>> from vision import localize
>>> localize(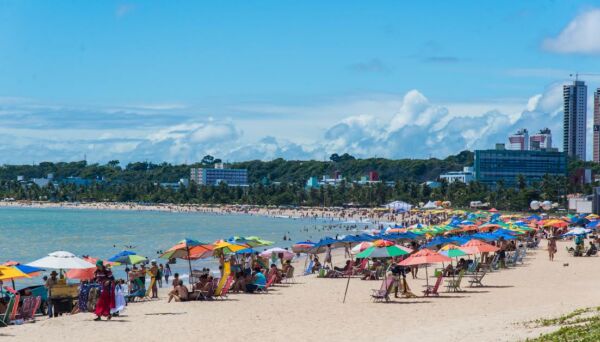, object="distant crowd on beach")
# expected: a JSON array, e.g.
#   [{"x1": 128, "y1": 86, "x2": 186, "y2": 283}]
[{"x1": 0, "y1": 201, "x2": 450, "y2": 226}]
